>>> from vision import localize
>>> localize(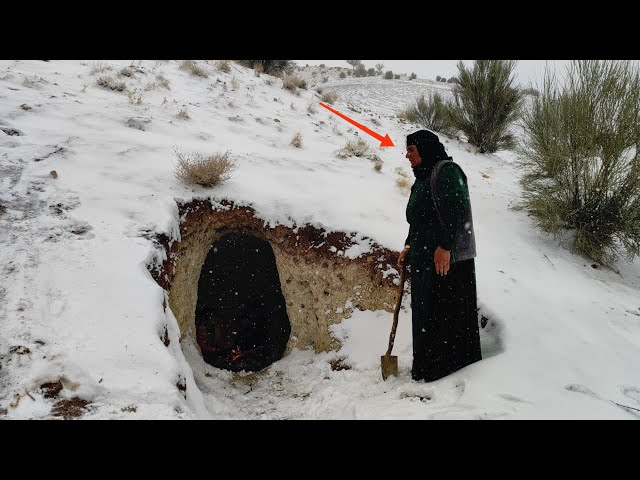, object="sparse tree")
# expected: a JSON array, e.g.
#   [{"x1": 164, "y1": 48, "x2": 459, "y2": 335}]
[
  {"x1": 447, "y1": 60, "x2": 524, "y2": 153},
  {"x1": 354, "y1": 63, "x2": 367, "y2": 77},
  {"x1": 375, "y1": 64, "x2": 384, "y2": 75},
  {"x1": 346, "y1": 60, "x2": 362, "y2": 71},
  {"x1": 384, "y1": 70, "x2": 394, "y2": 79},
  {"x1": 410, "y1": 72, "x2": 417, "y2": 80},
  {"x1": 518, "y1": 60, "x2": 640, "y2": 264}
]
